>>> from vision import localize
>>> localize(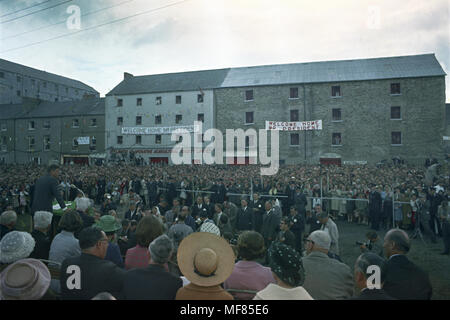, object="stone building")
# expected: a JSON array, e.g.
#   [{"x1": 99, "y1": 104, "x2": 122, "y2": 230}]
[
  {"x1": 105, "y1": 70, "x2": 229, "y2": 164},
  {"x1": 215, "y1": 54, "x2": 447, "y2": 165},
  {"x1": 0, "y1": 98, "x2": 105, "y2": 165},
  {"x1": 0, "y1": 58, "x2": 99, "y2": 104}
]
